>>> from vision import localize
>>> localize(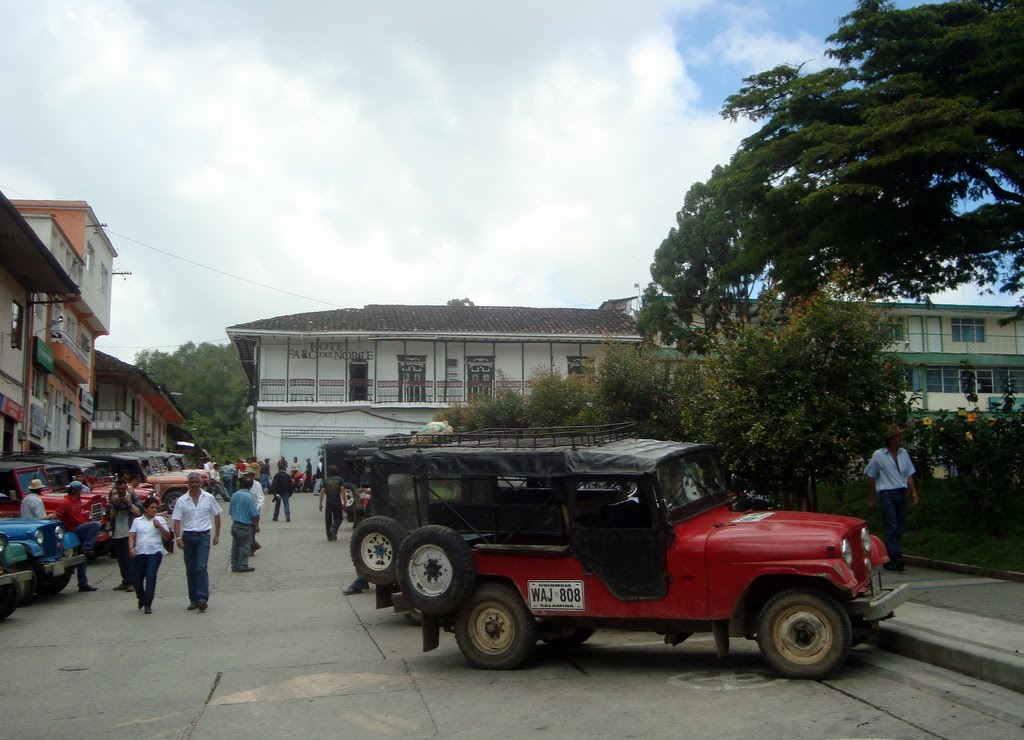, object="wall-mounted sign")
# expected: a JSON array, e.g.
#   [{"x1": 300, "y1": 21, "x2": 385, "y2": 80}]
[
  {"x1": 288, "y1": 344, "x2": 374, "y2": 361},
  {"x1": 29, "y1": 403, "x2": 46, "y2": 439},
  {"x1": 33, "y1": 336, "x2": 54, "y2": 374},
  {"x1": 0, "y1": 394, "x2": 24, "y2": 422},
  {"x1": 79, "y1": 386, "x2": 95, "y2": 415}
]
